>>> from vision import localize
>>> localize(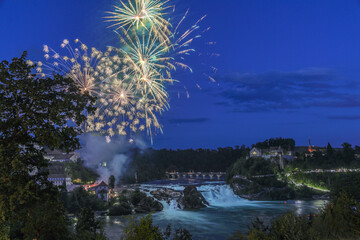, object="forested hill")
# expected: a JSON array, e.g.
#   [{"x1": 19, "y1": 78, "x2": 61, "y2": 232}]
[{"x1": 120, "y1": 146, "x2": 250, "y2": 183}]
